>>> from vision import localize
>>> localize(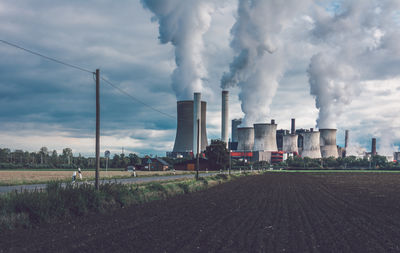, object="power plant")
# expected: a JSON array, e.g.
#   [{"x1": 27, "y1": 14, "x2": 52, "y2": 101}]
[{"x1": 167, "y1": 90, "x2": 380, "y2": 162}]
